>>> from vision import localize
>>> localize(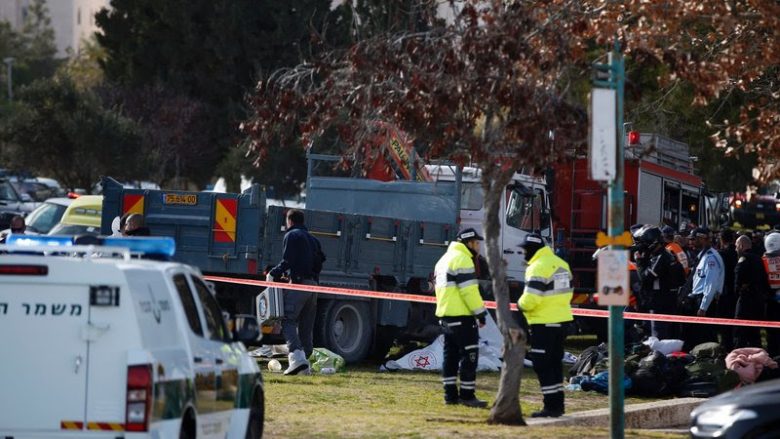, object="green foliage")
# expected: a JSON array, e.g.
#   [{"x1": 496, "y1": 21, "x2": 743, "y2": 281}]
[{"x1": 0, "y1": 77, "x2": 141, "y2": 192}]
